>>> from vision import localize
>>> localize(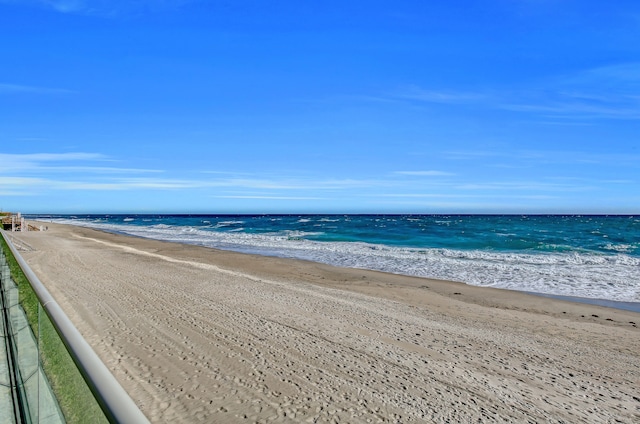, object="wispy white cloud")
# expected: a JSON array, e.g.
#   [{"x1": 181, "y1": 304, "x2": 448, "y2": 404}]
[
  {"x1": 54, "y1": 178, "x2": 197, "y2": 190},
  {"x1": 568, "y1": 63, "x2": 640, "y2": 85},
  {"x1": 0, "y1": 164, "x2": 386, "y2": 193},
  {"x1": 500, "y1": 63, "x2": 640, "y2": 120},
  {"x1": 1, "y1": 153, "x2": 104, "y2": 161},
  {"x1": 0, "y1": 149, "x2": 627, "y2": 215},
  {"x1": 394, "y1": 170, "x2": 455, "y2": 177},
  {"x1": 376, "y1": 193, "x2": 485, "y2": 198},
  {"x1": 36, "y1": 166, "x2": 163, "y2": 174},
  {"x1": 0, "y1": 191, "x2": 31, "y2": 197},
  {"x1": 1, "y1": 153, "x2": 385, "y2": 193},
  {"x1": 455, "y1": 181, "x2": 595, "y2": 192},
  {"x1": 602, "y1": 179, "x2": 634, "y2": 184},
  {"x1": 443, "y1": 149, "x2": 640, "y2": 168},
  {"x1": 195, "y1": 174, "x2": 603, "y2": 198},
  {"x1": 0, "y1": 83, "x2": 74, "y2": 95},
  {"x1": 0, "y1": 152, "x2": 107, "y2": 173},
  {"x1": 0, "y1": 177, "x2": 49, "y2": 196},
  {"x1": 391, "y1": 85, "x2": 484, "y2": 105},
  {"x1": 371, "y1": 199, "x2": 541, "y2": 212},
  {"x1": 212, "y1": 195, "x2": 325, "y2": 200},
  {"x1": 199, "y1": 177, "x2": 386, "y2": 191},
  {"x1": 375, "y1": 193, "x2": 559, "y2": 200},
  {"x1": 0, "y1": 0, "x2": 199, "y2": 17},
  {"x1": 500, "y1": 98, "x2": 640, "y2": 119},
  {"x1": 0, "y1": 176, "x2": 204, "y2": 192},
  {"x1": 42, "y1": 0, "x2": 85, "y2": 13},
  {"x1": 385, "y1": 62, "x2": 640, "y2": 120},
  {"x1": 0, "y1": 177, "x2": 48, "y2": 185}
]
